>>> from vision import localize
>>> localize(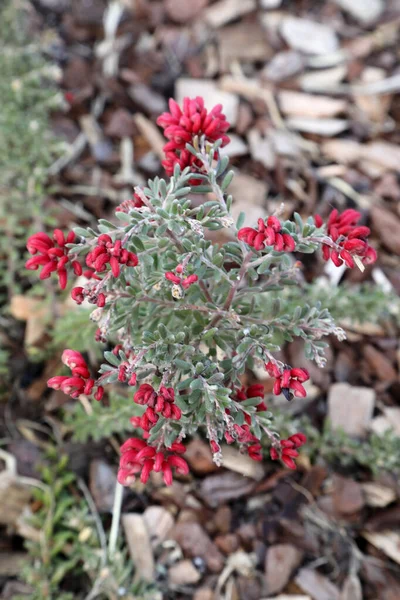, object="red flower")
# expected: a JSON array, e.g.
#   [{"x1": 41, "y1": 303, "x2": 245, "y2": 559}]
[
  {"x1": 318, "y1": 209, "x2": 377, "y2": 269},
  {"x1": 165, "y1": 268, "x2": 199, "y2": 290},
  {"x1": 270, "y1": 433, "x2": 307, "y2": 470},
  {"x1": 26, "y1": 229, "x2": 82, "y2": 290},
  {"x1": 86, "y1": 234, "x2": 138, "y2": 278},
  {"x1": 265, "y1": 362, "x2": 309, "y2": 401},
  {"x1": 116, "y1": 192, "x2": 145, "y2": 213},
  {"x1": 47, "y1": 349, "x2": 103, "y2": 400},
  {"x1": 157, "y1": 97, "x2": 230, "y2": 177},
  {"x1": 117, "y1": 438, "x2": 189, "y2": 486},
  {"x1": 238, "y1": 216, "x2": 295, "y2": 252},
  {"x1": 133, "y1": 384, "x2": 182, "y2": 424}
]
